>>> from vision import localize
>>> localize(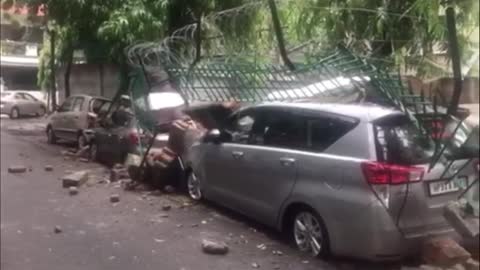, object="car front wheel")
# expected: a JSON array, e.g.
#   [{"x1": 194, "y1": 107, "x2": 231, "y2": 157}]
[
  {"x1": 10, "y1": 107, "x2": 19, "y2": 119},
  {"x1": 47, "y1": 127, "x2": 57, "y2": 144},
  {"x1": 187, "y1": 171, "x2": 202, "y2": 201},
  {"x1": 293, "y1": 210, "x2": 329, "y2": 258}
]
